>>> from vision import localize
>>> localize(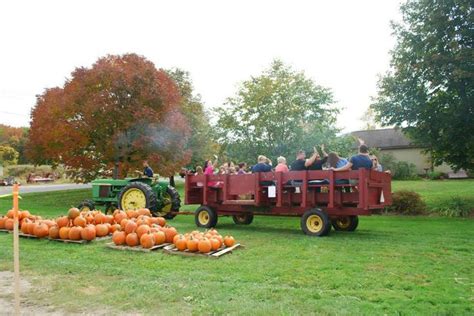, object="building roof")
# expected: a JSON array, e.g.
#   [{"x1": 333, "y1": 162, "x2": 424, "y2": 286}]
[{"x1": 350, "y1": 128, "x2": 419, "y2": 149}]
